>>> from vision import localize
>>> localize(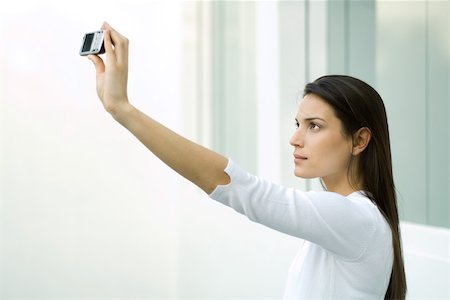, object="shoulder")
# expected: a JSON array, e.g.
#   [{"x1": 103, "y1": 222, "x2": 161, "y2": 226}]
[
  {"x1": 304, "y1": 190, "x2": 378, "y2": 216},
  {"x1": 346, "y1": 191, "x2": 390, "y2": 227},
  {"x1": 303, "y1": 190, "x2": 389, "y2": 239}
]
